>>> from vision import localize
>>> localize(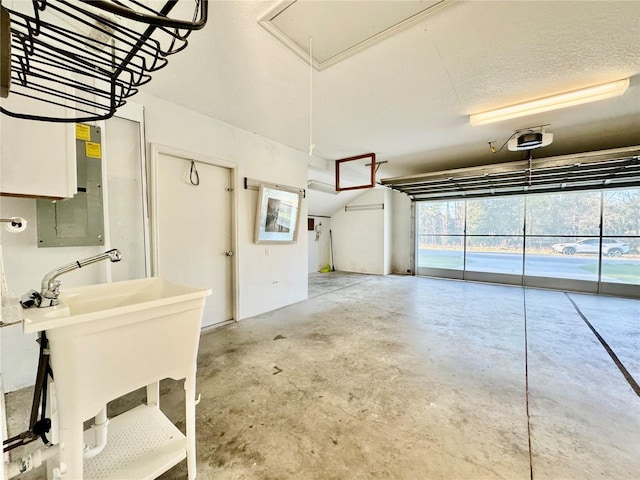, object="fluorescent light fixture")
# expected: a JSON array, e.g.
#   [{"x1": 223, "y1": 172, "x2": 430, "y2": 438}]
[
  {"x1": 469, "y1": 78, "x2": 630, "y2": 126},
  {"x1": 307, "y1": 179, "x2": 338, "y2": 194},
  {"x1": 345, "y1": 203, "x2": 384, "y2": 211}
]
